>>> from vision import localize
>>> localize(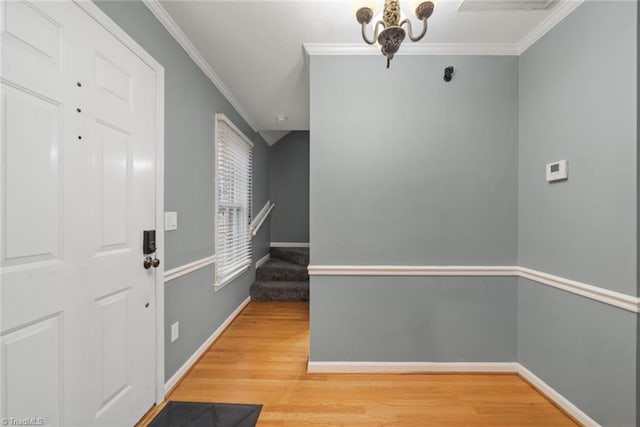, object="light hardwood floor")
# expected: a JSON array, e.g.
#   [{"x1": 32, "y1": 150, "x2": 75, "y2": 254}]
[{"x1": 140, "y1": 302, "x2": 578, "y2": 426}]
